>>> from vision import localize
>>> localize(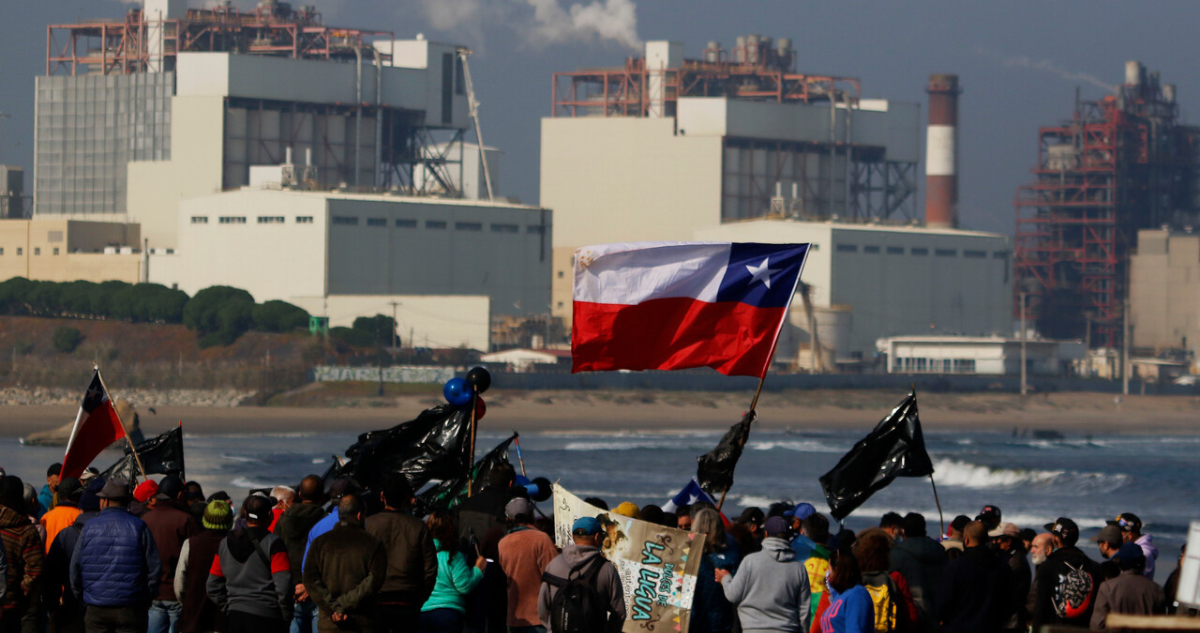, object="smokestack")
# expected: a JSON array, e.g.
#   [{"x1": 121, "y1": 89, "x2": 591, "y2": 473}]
[{"x1": 925, "y1": 74, "x2": 960, "y2": 229}]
